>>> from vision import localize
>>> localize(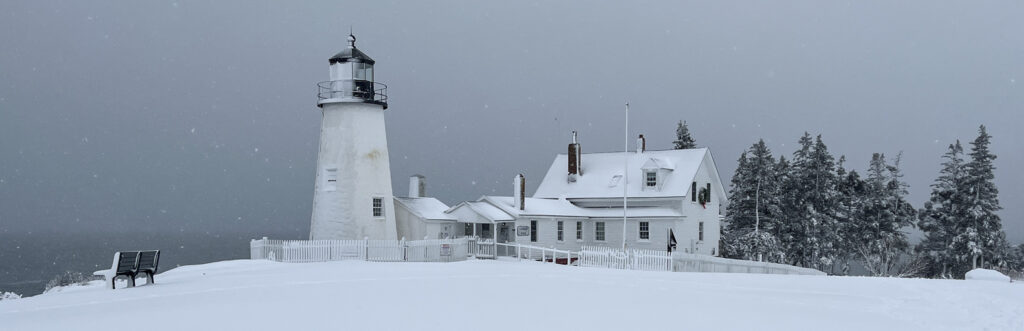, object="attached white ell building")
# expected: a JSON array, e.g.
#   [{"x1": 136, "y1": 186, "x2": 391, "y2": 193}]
[{"x1": 308, "y1": 34, "x2": 397, "y2": 240}]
